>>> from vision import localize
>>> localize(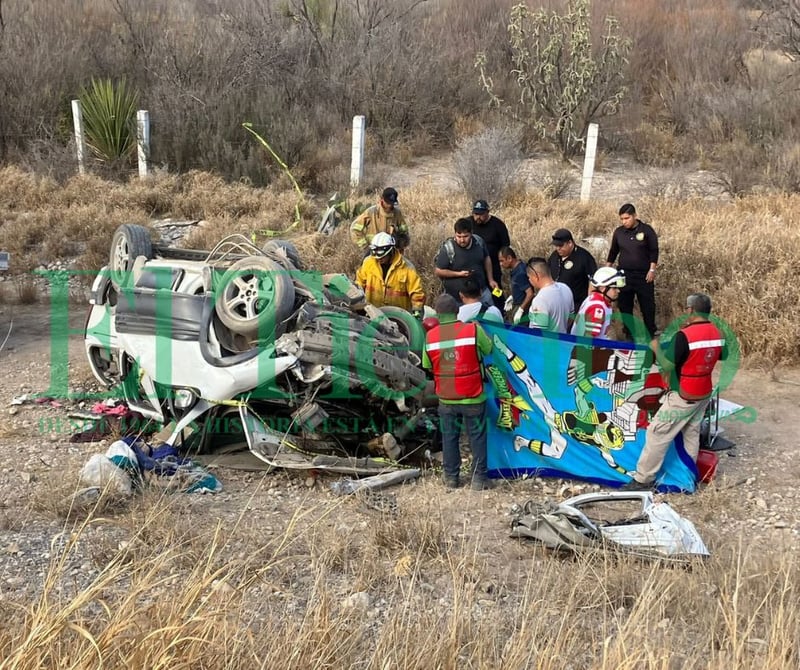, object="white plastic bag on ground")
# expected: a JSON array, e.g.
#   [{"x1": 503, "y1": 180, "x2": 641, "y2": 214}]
[{"x1": 79, "y1": 454, "x2": 133, "y2": 496}]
